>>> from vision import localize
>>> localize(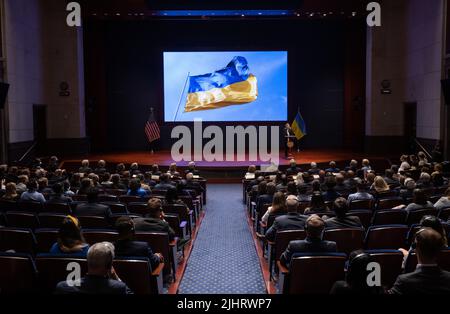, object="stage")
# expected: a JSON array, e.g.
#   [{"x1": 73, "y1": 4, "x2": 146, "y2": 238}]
[{"x1": 61, "y1": 150, "x2": 393, "y2": 182}]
